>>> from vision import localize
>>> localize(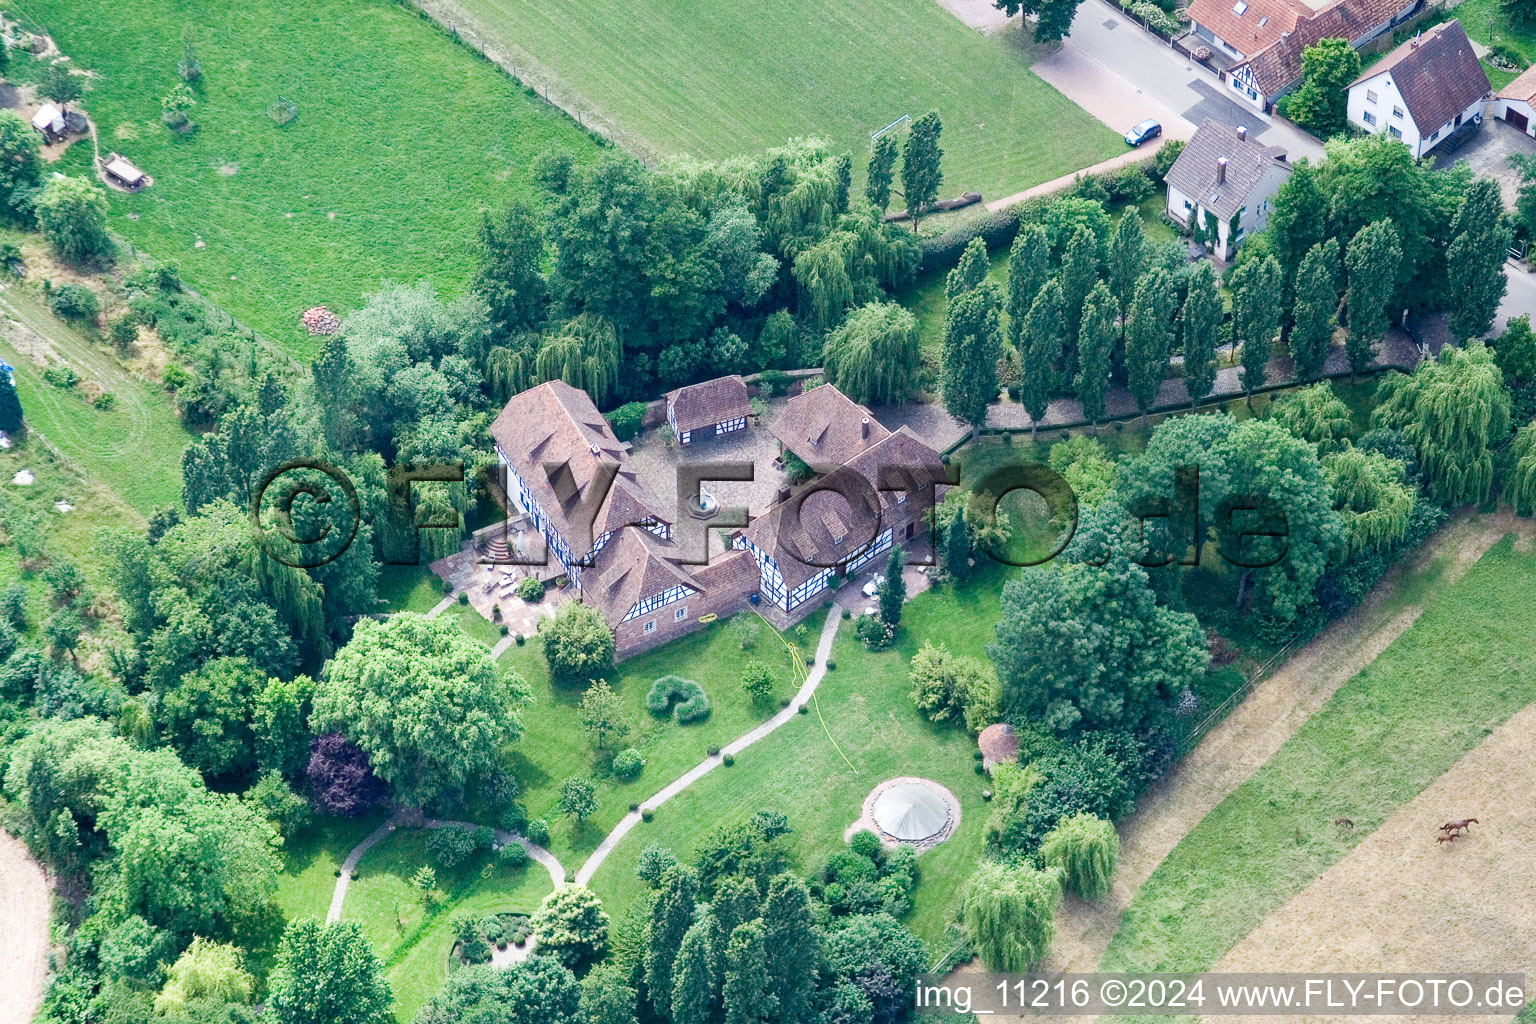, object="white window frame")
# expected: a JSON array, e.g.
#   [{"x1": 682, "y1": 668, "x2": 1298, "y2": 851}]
[
  {"x1": 674, "y1": 606, "x2": 688, "y2": 621},
  {"x1": 643, "y1": 620, "x2": 655, "y2": 634}
]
